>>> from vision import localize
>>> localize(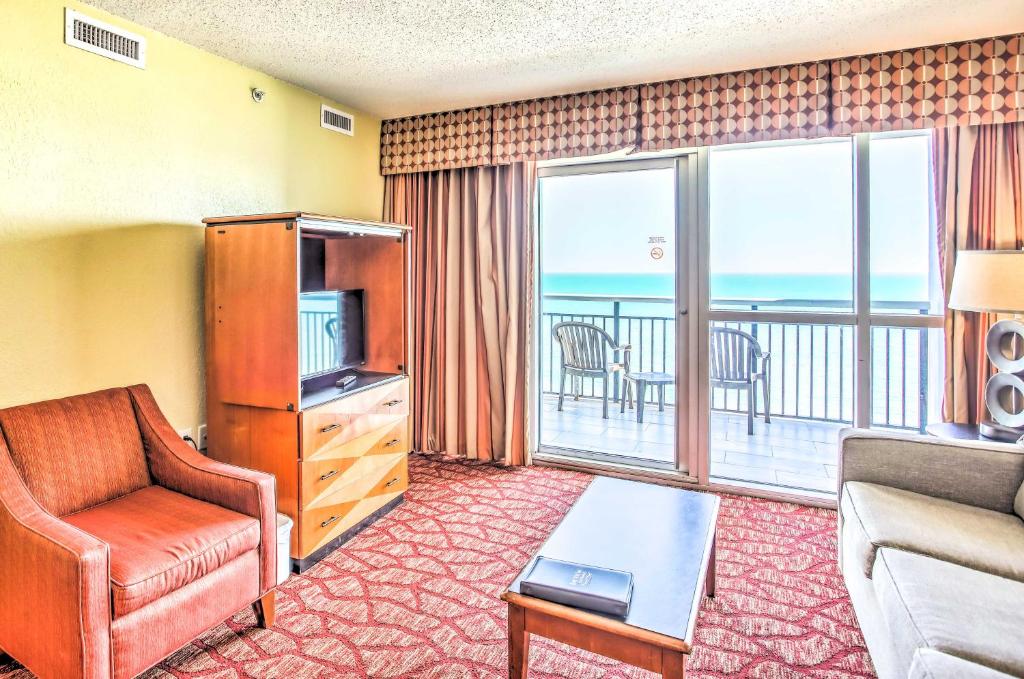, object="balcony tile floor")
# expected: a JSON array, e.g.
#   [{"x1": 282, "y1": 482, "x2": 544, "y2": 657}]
[{"x1": 540, "y1": 394, "x2": 842, "y2": 495}]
